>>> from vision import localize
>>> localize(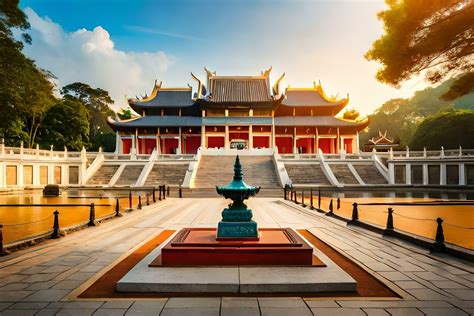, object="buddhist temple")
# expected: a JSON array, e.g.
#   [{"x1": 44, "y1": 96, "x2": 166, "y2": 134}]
[
  {"x1": 107, "y1": 67, "x2": 369, "y2": 155},
  {"x1": 364, "y1": 130, "x2": 399, "y2": 152}
]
